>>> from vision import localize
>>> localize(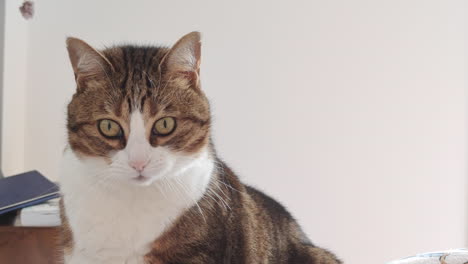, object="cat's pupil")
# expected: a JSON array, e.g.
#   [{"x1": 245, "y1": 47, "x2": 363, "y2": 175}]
[
  {"x1": 164, "y1": 120, "x2": 167, "y2": 128},
  {"x1": 107, "y1": 122, "x2": 111, "y2": 131}
]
